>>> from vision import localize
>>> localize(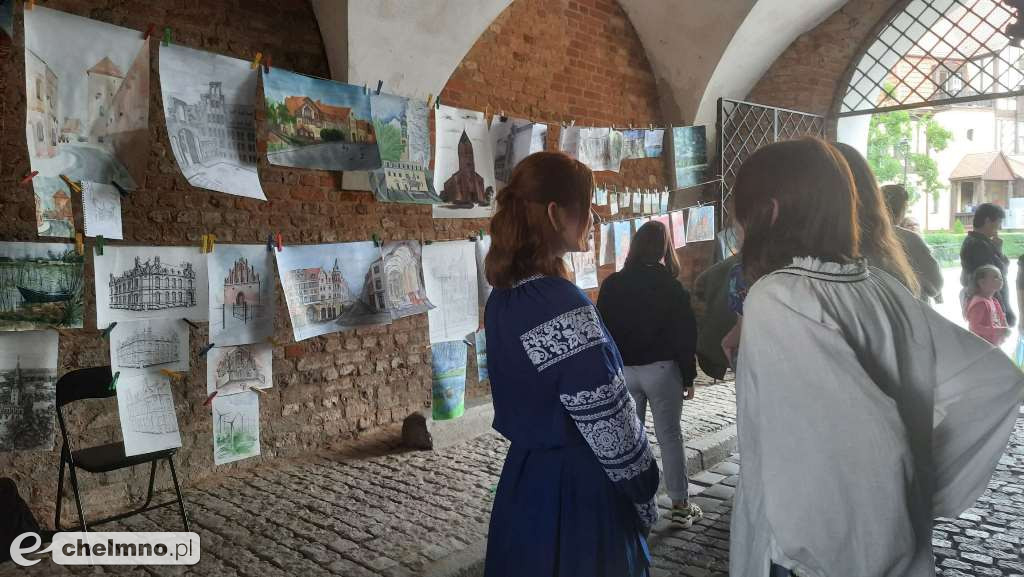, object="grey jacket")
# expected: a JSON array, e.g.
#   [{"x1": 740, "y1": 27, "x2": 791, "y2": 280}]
[{"x1": 894, "y1": 226, "x2": 943, "y2": 300}]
